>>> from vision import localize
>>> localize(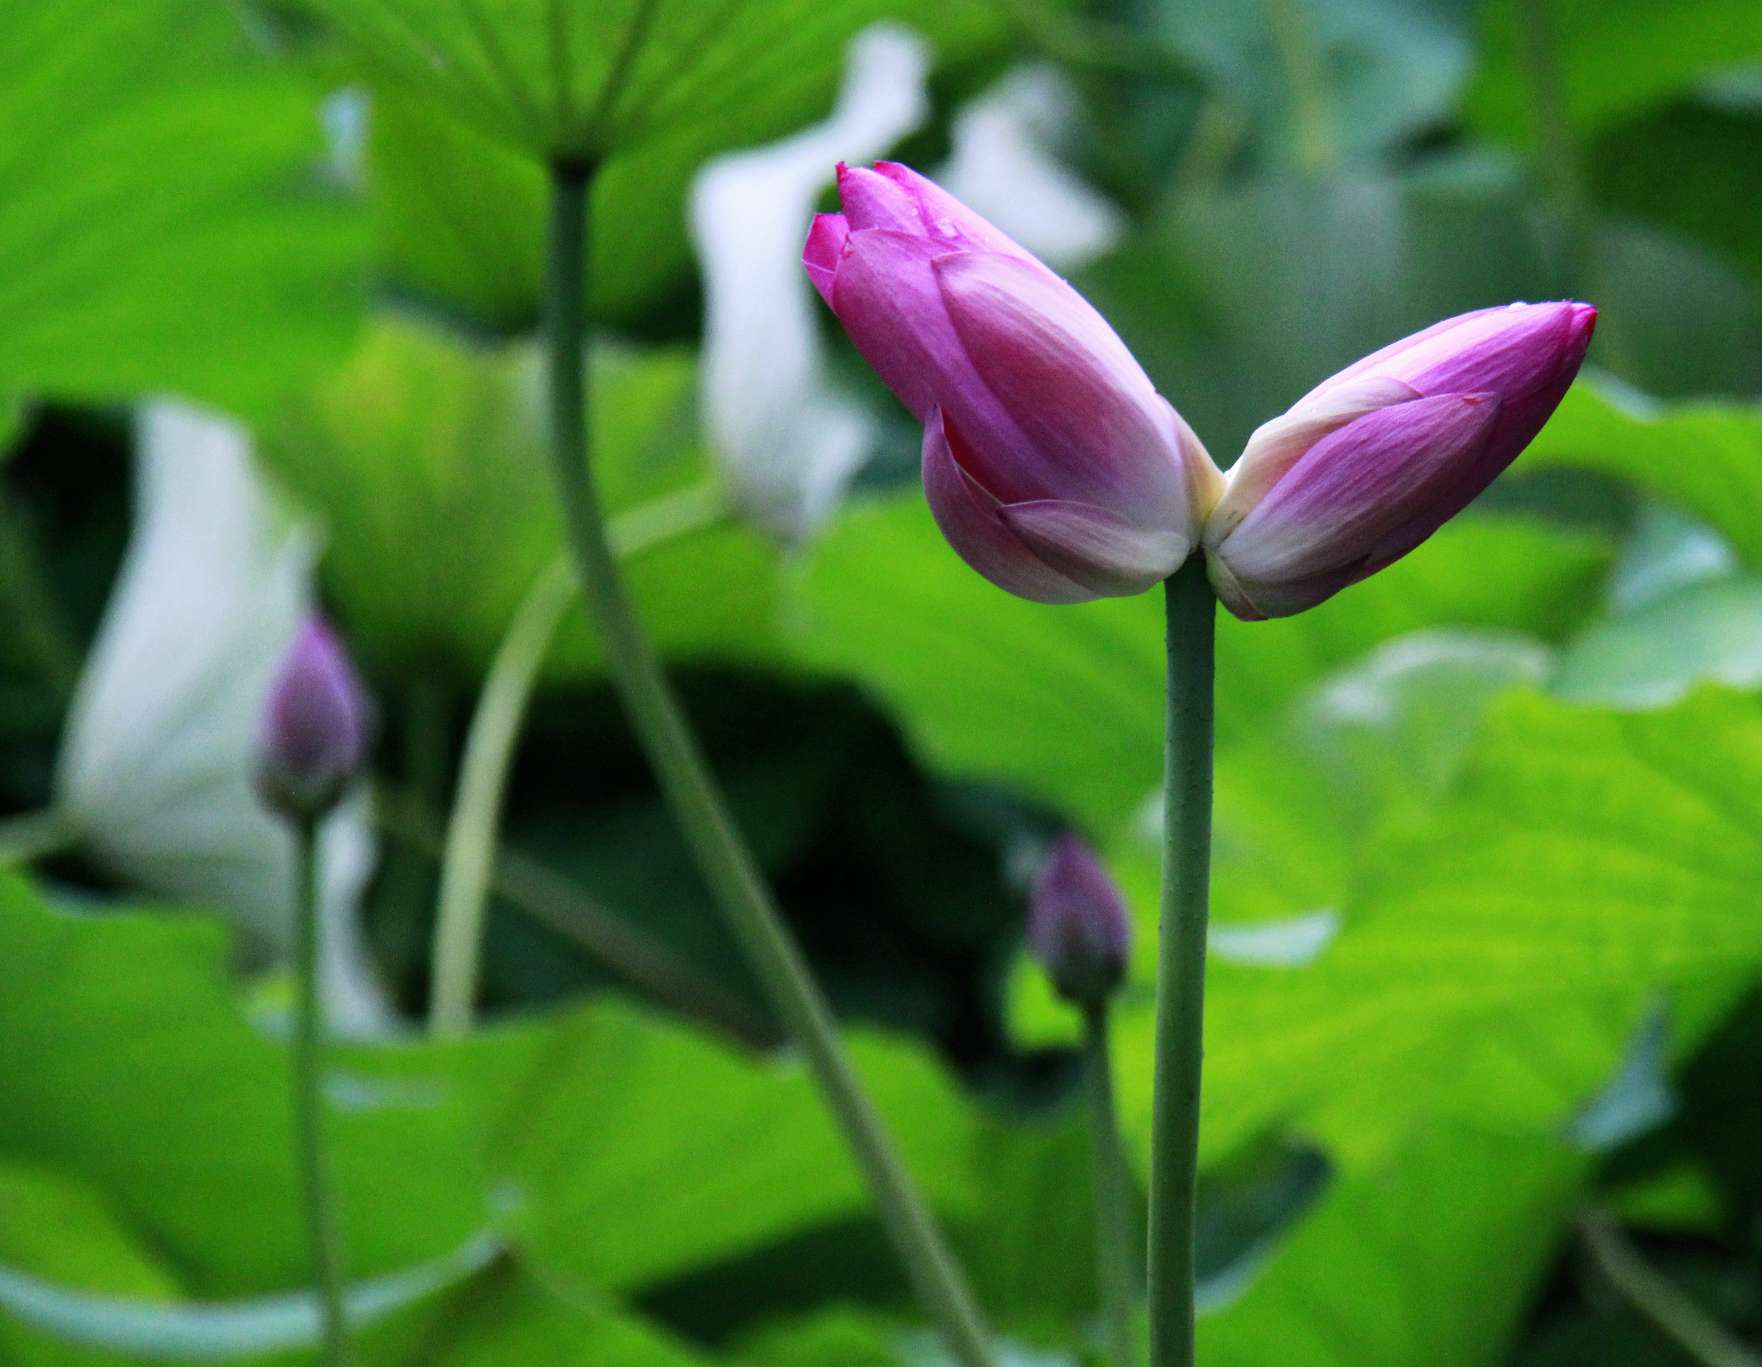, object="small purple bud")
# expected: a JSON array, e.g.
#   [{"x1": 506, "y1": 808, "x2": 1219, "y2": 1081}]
[
  {"x1": 255, "y1": 616, "x2": 370, "y2": 821},
  {"x1": 1028, "y1": 834, "x2": 1132, "y2": 1009}
]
